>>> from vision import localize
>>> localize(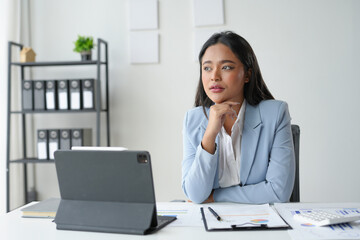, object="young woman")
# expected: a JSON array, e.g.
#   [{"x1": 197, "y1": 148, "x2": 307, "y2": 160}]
[{"x1": 182, "y1": 31, "x2": 295, "y2": 204}]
